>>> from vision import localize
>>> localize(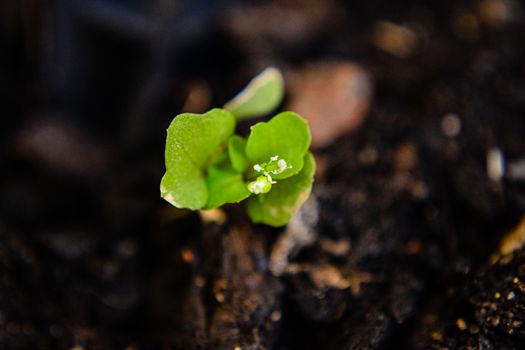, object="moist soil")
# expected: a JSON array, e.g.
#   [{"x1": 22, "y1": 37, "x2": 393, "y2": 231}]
[{"x1": 1, "y1": 0, "x2": 525, "y2": 349}]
